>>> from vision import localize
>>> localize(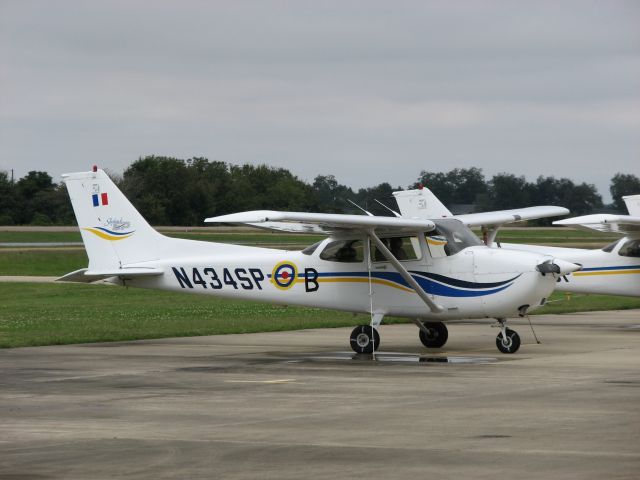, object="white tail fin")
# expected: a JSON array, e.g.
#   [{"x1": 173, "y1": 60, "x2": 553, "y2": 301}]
[
  {"x1": 623, "y1": 194, "x2": 640, "y2": 216},
  {"x1": 393, "y1": 188, "x2": 453, "y2": 219},
  {"x1": 63, "y1": 168, "x2": 166, "y2": 270}
]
